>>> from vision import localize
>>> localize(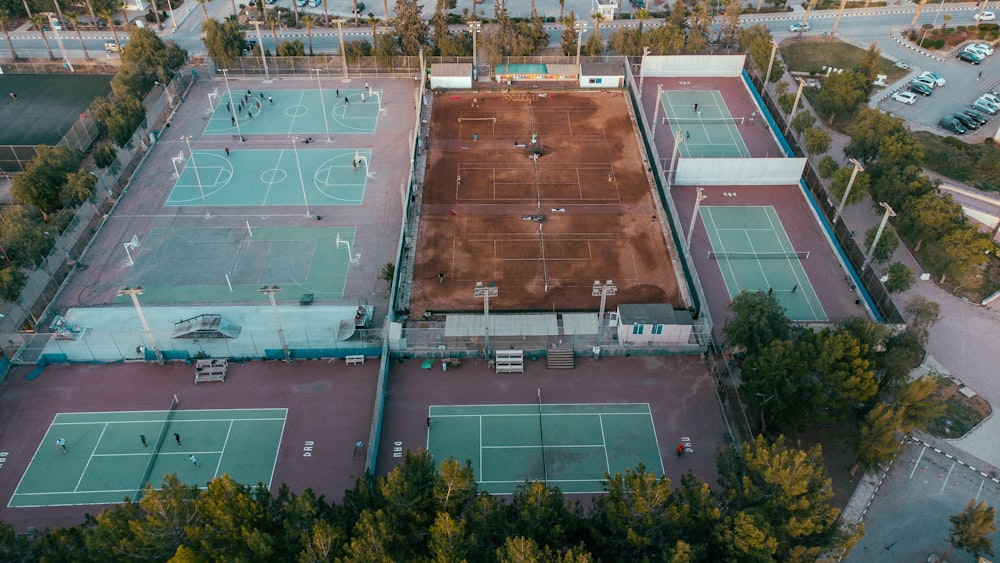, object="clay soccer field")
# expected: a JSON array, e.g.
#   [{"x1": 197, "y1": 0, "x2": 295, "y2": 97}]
[{"x1": 412, "y1": 90, "x2": 682, "y2": 313}]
